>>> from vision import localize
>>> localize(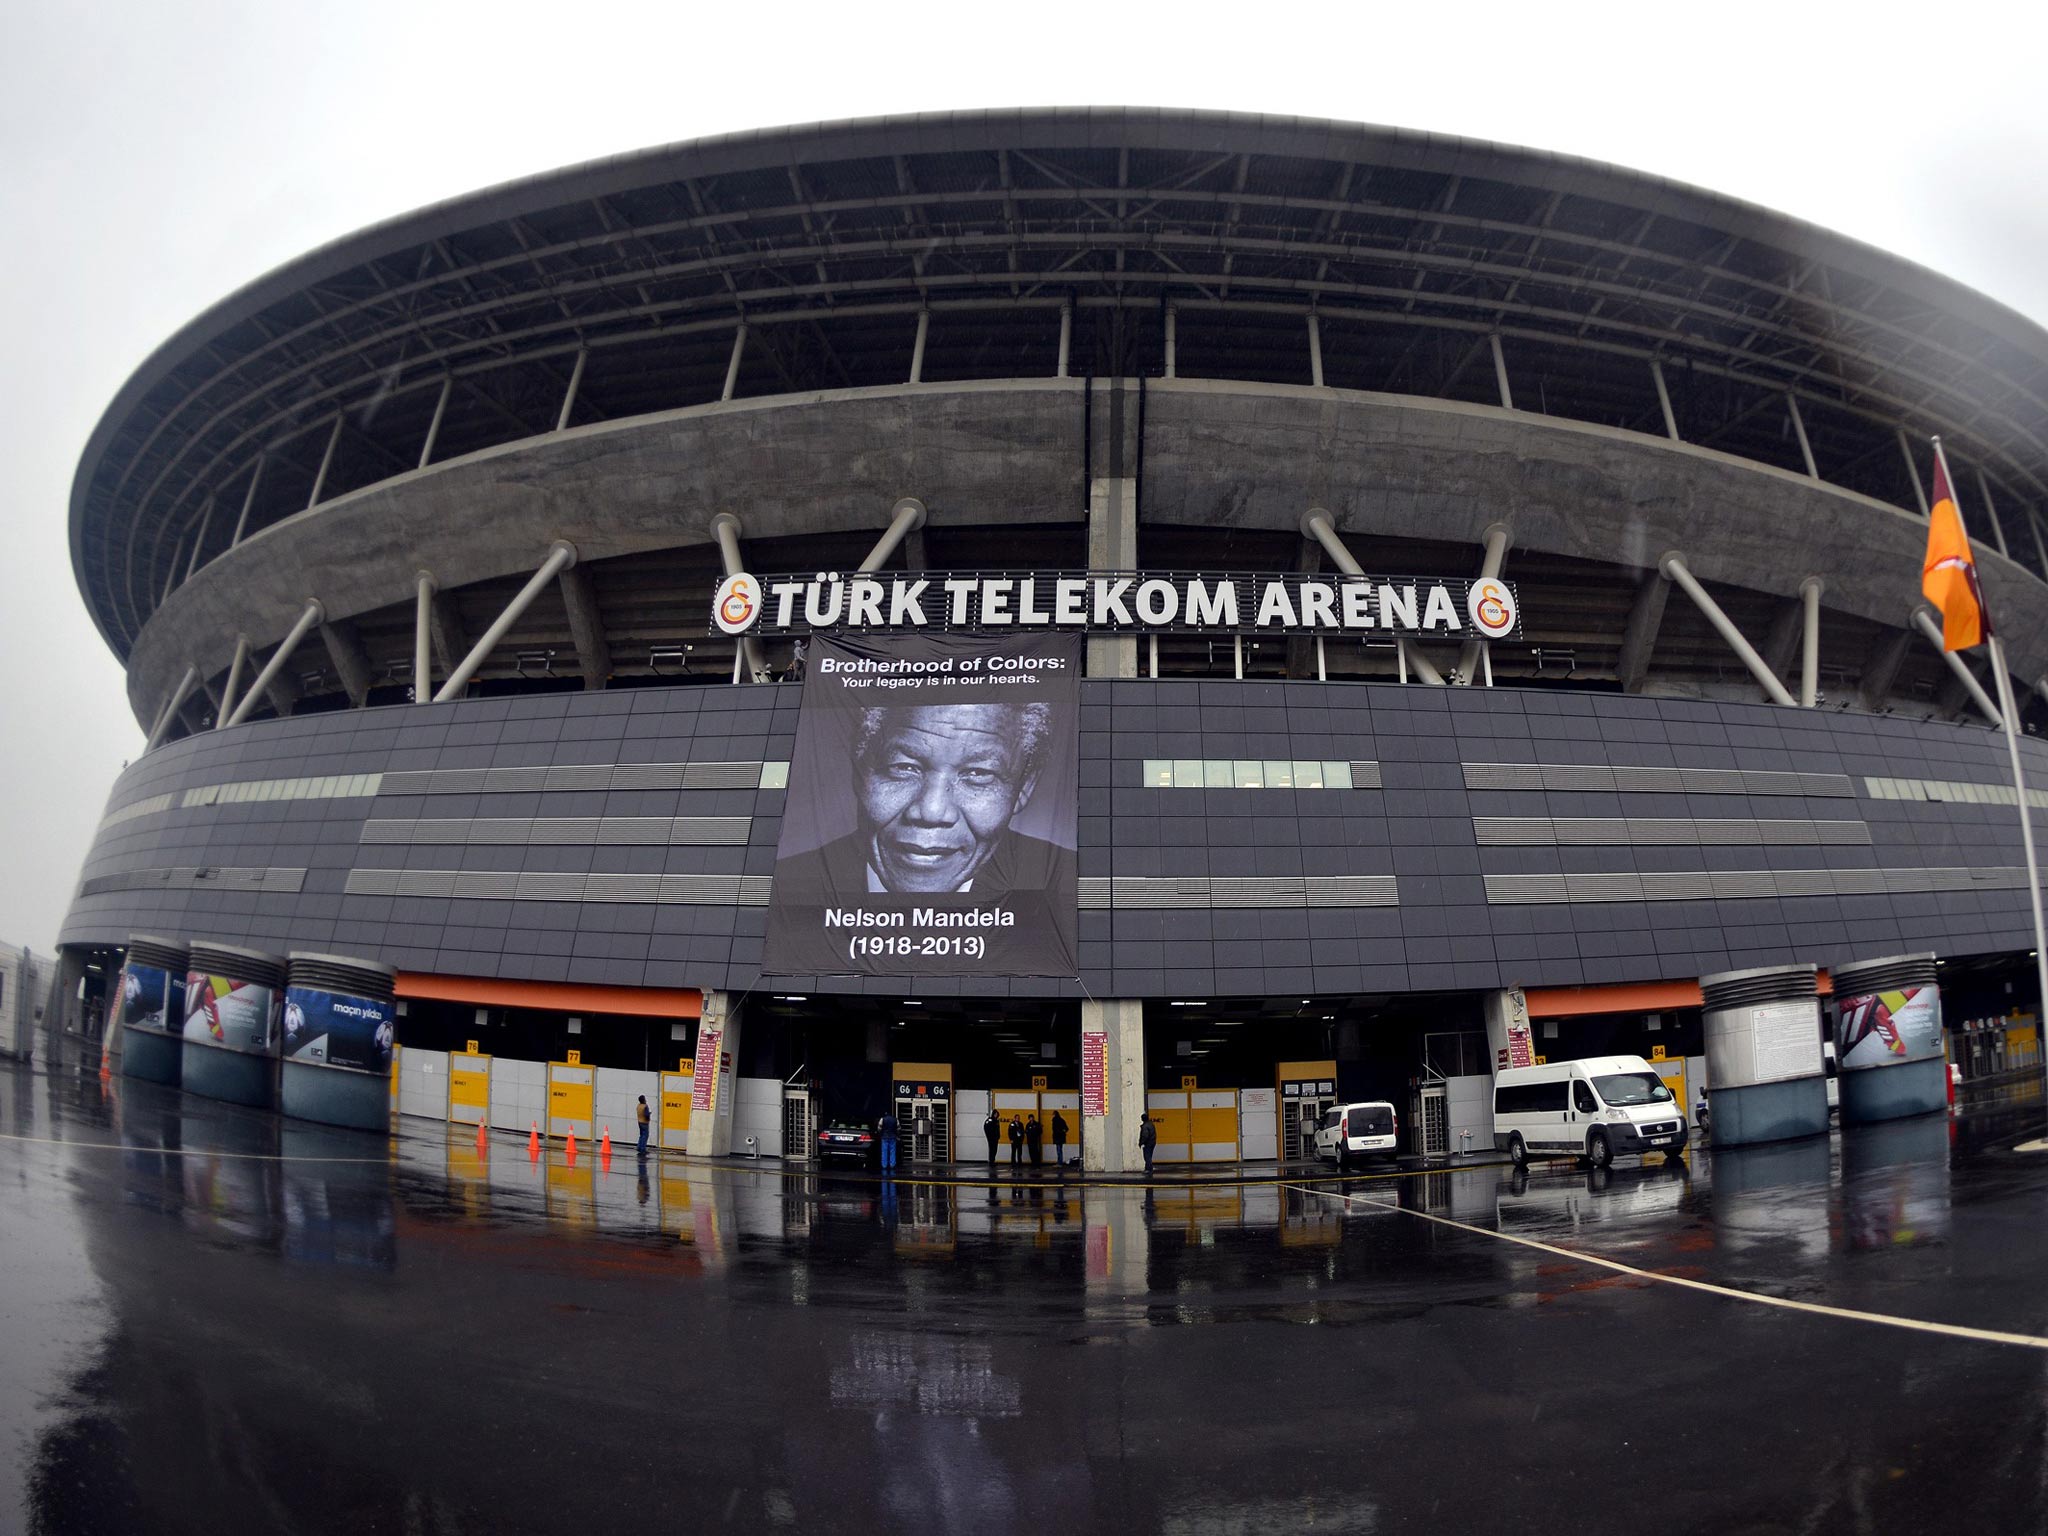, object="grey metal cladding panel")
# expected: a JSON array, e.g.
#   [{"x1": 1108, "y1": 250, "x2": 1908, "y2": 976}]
[
  {"x1": 1464, "y1": 763, "x2": 1545, "y2": 791},
  {"x1": 608, "y1": 763, "x2": 690, "y2": 790},
  {"x1": 1348, "y1": 761, "x2": 1383, "y2": 788},
  {"x1": 679, "y1": 763, "x2": 762, "y2": 790}
]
